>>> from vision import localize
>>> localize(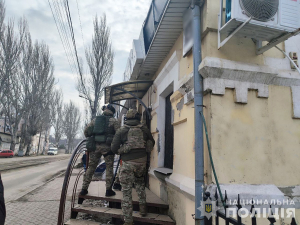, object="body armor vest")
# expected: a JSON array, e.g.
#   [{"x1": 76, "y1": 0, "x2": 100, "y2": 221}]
[
  {"x1": 125, "y1": 124, "x2": 145, "y2": 150},
  {"x1": 93, "y1": 115, "x2": 115, "y2": 144}
]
